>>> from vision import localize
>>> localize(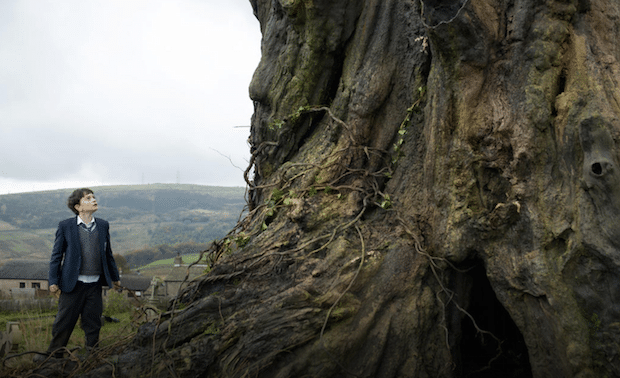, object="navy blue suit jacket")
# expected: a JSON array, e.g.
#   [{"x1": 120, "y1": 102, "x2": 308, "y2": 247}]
[{"x1": 49, "y1": 217, "x2": 120, "y2": 293}]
